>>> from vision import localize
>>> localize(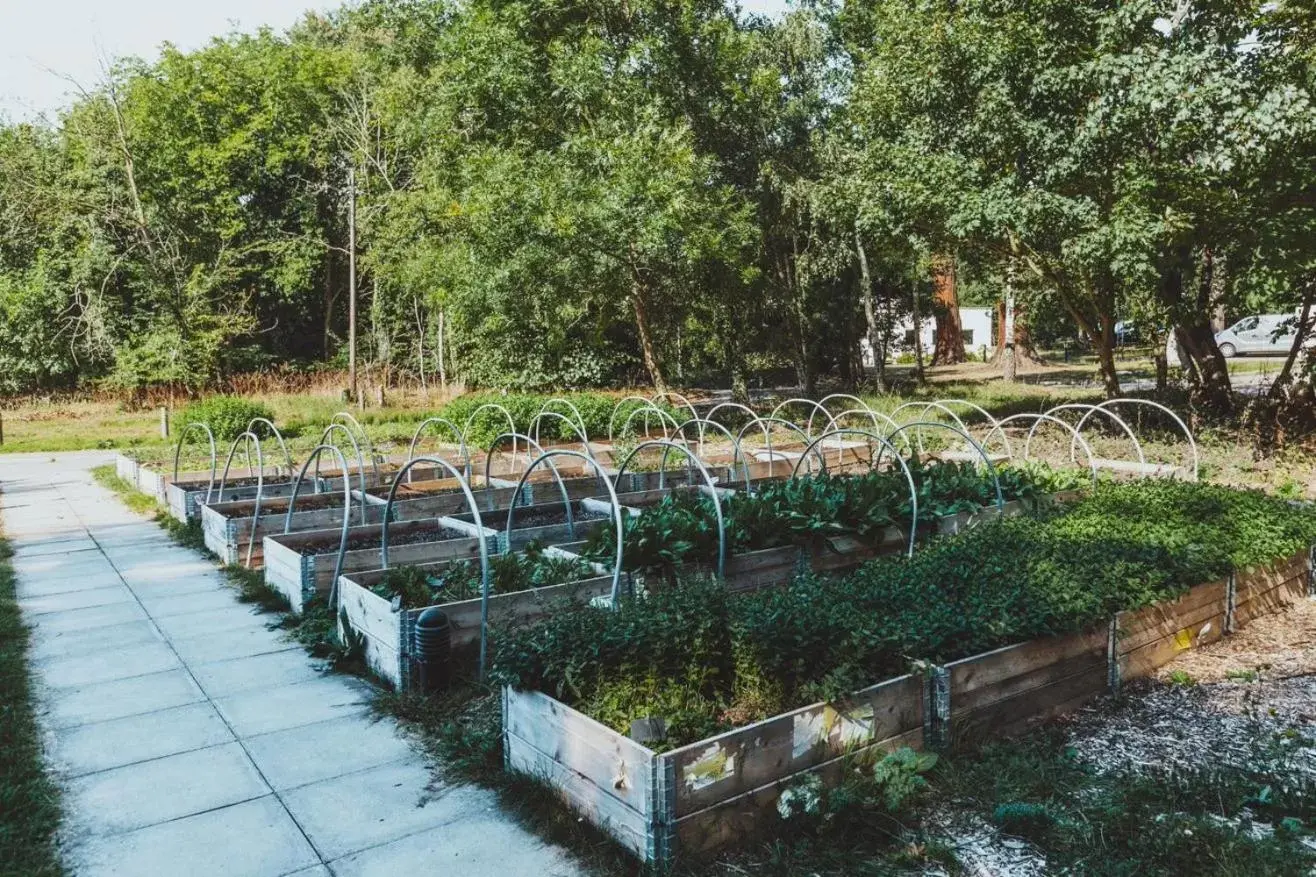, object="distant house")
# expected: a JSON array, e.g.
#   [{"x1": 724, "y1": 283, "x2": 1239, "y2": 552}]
[{"x1": 859, "y1": 307, "x2": 995, "y2": 366}]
